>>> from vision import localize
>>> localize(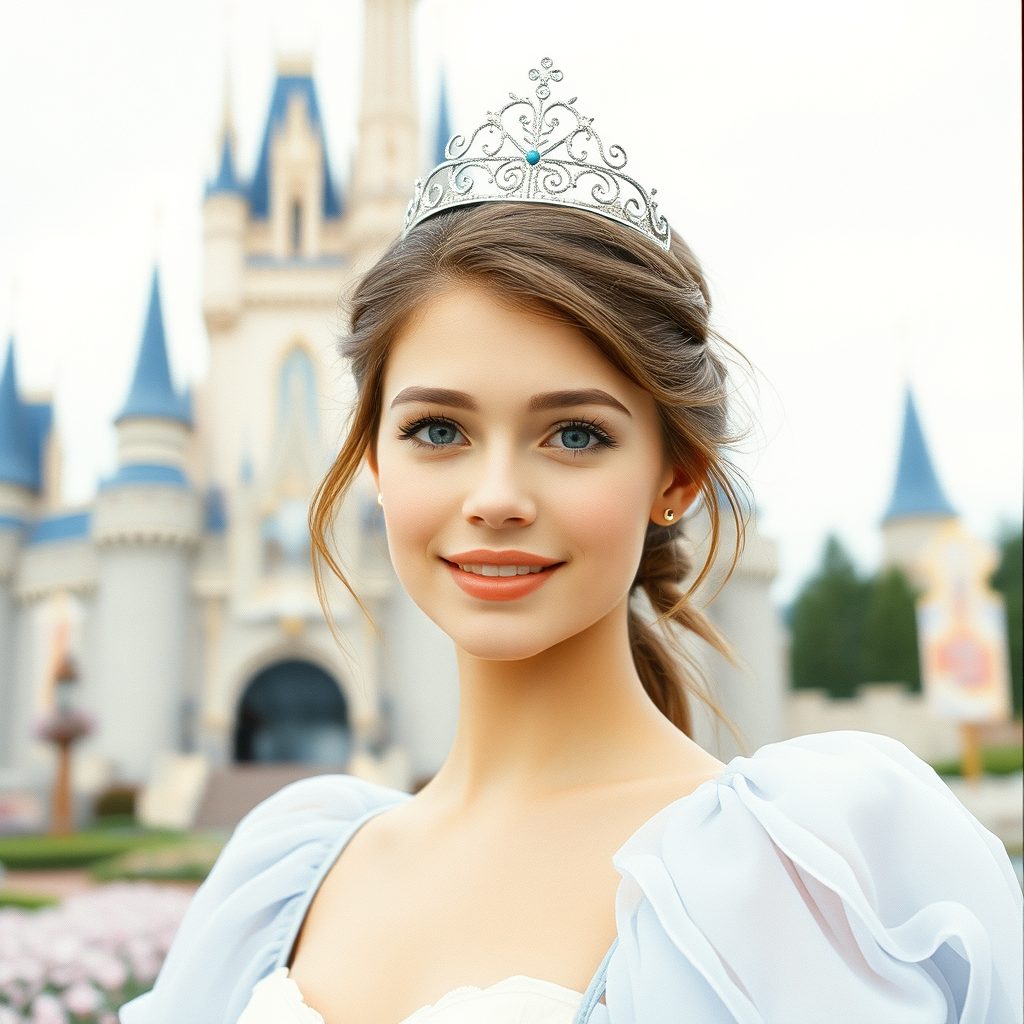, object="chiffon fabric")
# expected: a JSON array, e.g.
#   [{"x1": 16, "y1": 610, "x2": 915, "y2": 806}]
[{"x1": 119, "y1": 731, "x2": 1022, "y2": 1024}]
